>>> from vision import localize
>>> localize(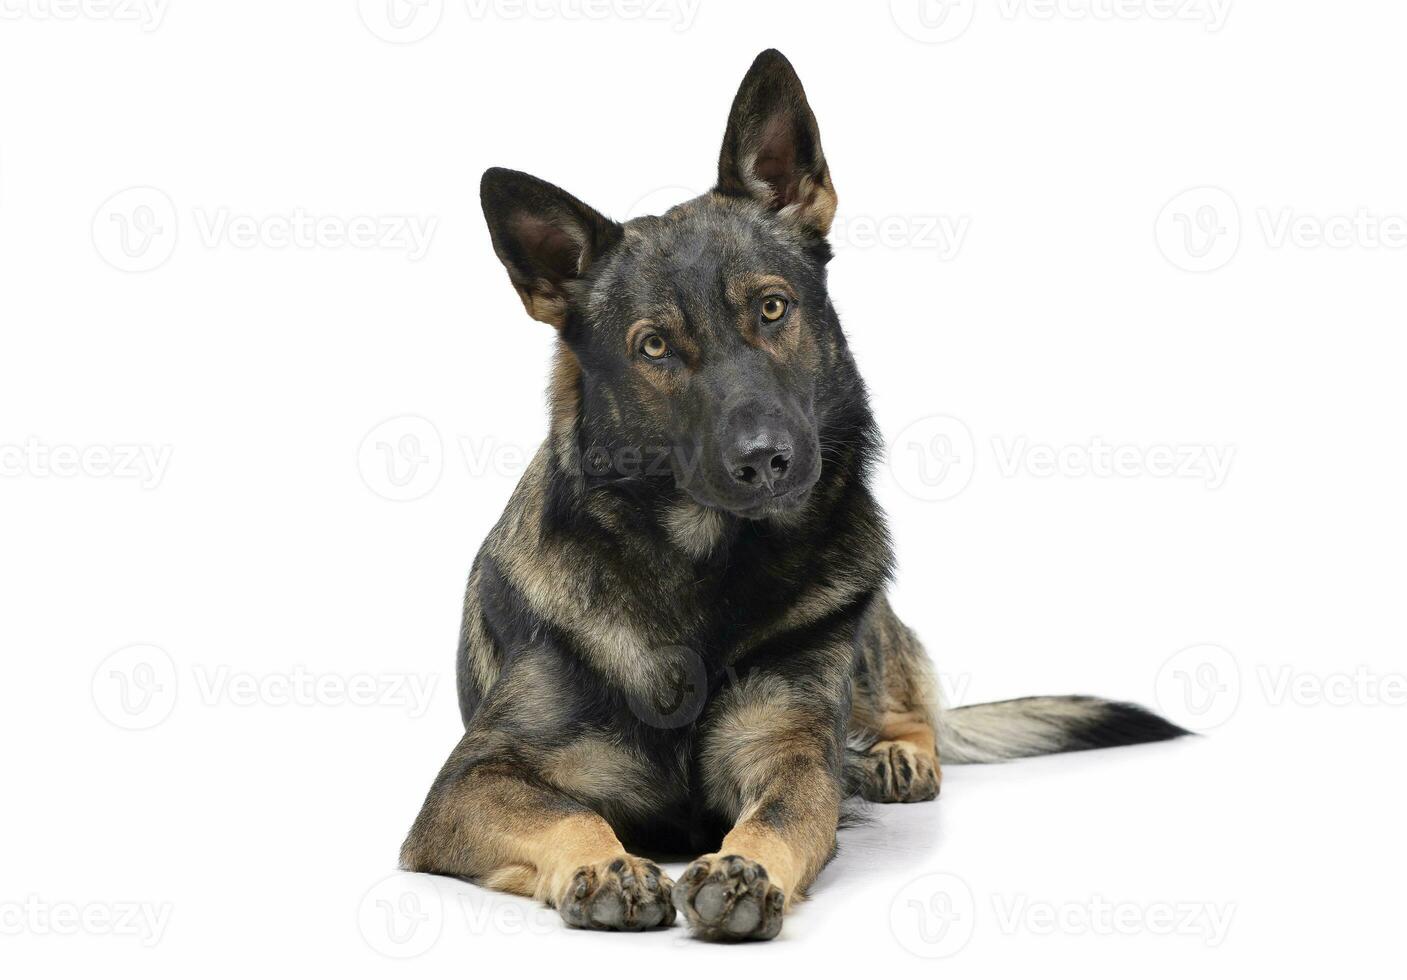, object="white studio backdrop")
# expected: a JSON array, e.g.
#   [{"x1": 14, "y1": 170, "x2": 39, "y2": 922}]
[{"x1": 1, "y1": 1, "x2": 1403, "y2": 976}]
